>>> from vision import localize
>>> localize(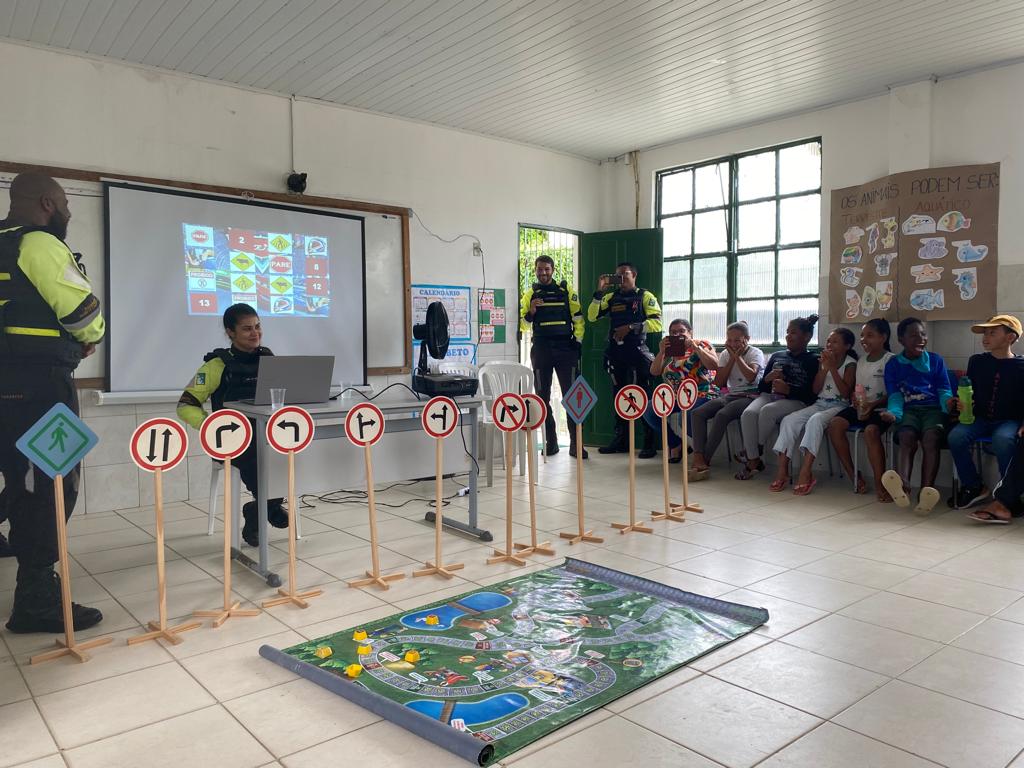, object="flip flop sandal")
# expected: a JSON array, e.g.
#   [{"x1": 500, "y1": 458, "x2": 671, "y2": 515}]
[
  {"x1": 915, "y1": 486, "x2": 941, "y2": 516},
  {"x1": 769, "y1": 478, "x2": 789, "y2": 492},
  {"x1": 734, "y1": 460, "x2": 764, "y2": 481},
  {"x1": 793, "y1": 479, "x2": 817, "y2": 496},
  {"x1": 967, "y1": 508, "x2": 1012, "y2": 525},
  {"x1": 690, "y1": 468, "x2": 710, "y2": 482},
  {"x1": 855, "y1": 472, "x2": 868, "y2": 495},
  {"x1": 881, "y1": 470, "x2": 910, "y2": 508}
]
